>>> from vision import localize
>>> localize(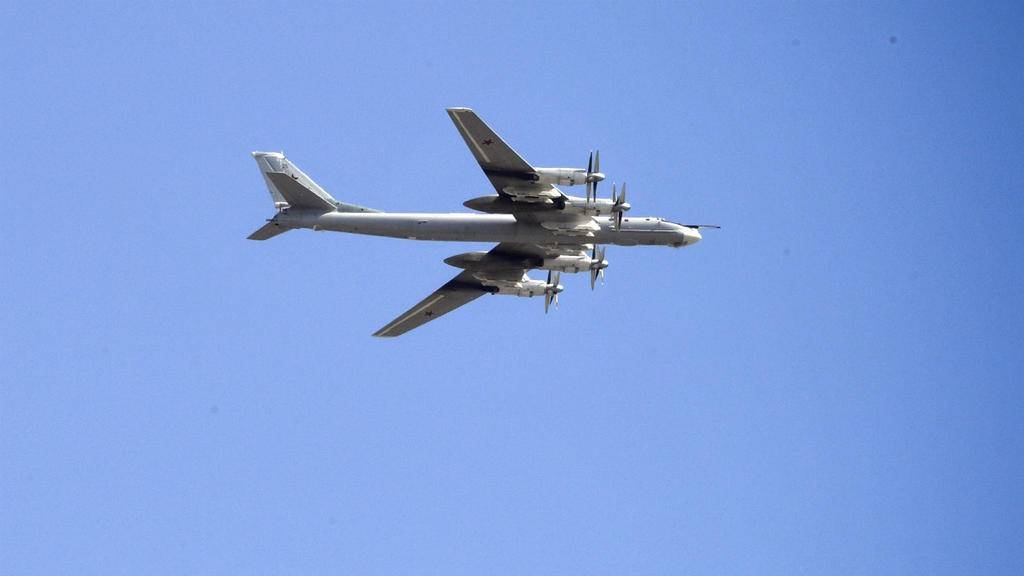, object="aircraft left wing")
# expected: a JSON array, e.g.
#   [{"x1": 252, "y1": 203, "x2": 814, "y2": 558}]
[
  {"x1": 447, "y1": 107, "x2": 560, "y2": 202},
  {"x1": 374, "y1": 242, "x2": 589, "y2": 337},
  {"x1": 373, "y1": 270, "x2": 489, "y2": 337}
]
